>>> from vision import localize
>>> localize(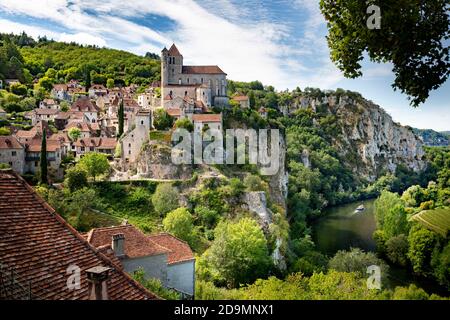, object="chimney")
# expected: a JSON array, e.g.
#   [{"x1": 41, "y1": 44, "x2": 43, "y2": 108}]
[
  {"x1": 86, "y1": 266, "x2": 111, "y2": 300},
  {"x1": 111, "y1": 233, "x2": 125, "y2": 257}
]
